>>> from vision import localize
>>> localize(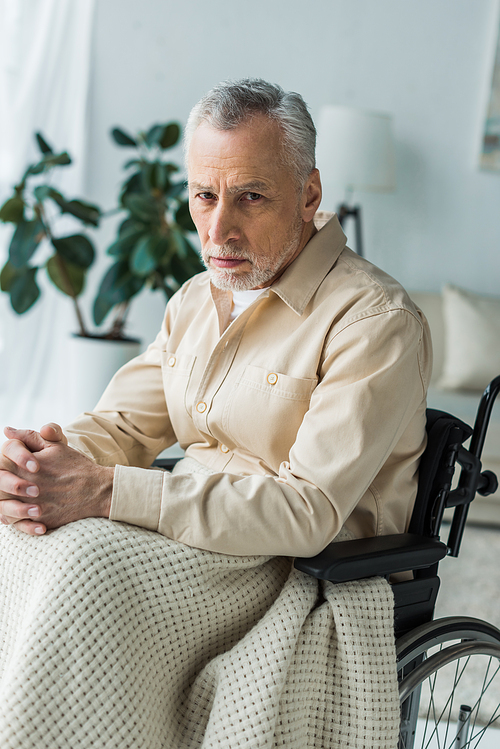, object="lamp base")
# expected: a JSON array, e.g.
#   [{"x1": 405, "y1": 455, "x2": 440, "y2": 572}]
[{"x1": 337, "y1": 203, "x2": 364, "y2": 257}]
